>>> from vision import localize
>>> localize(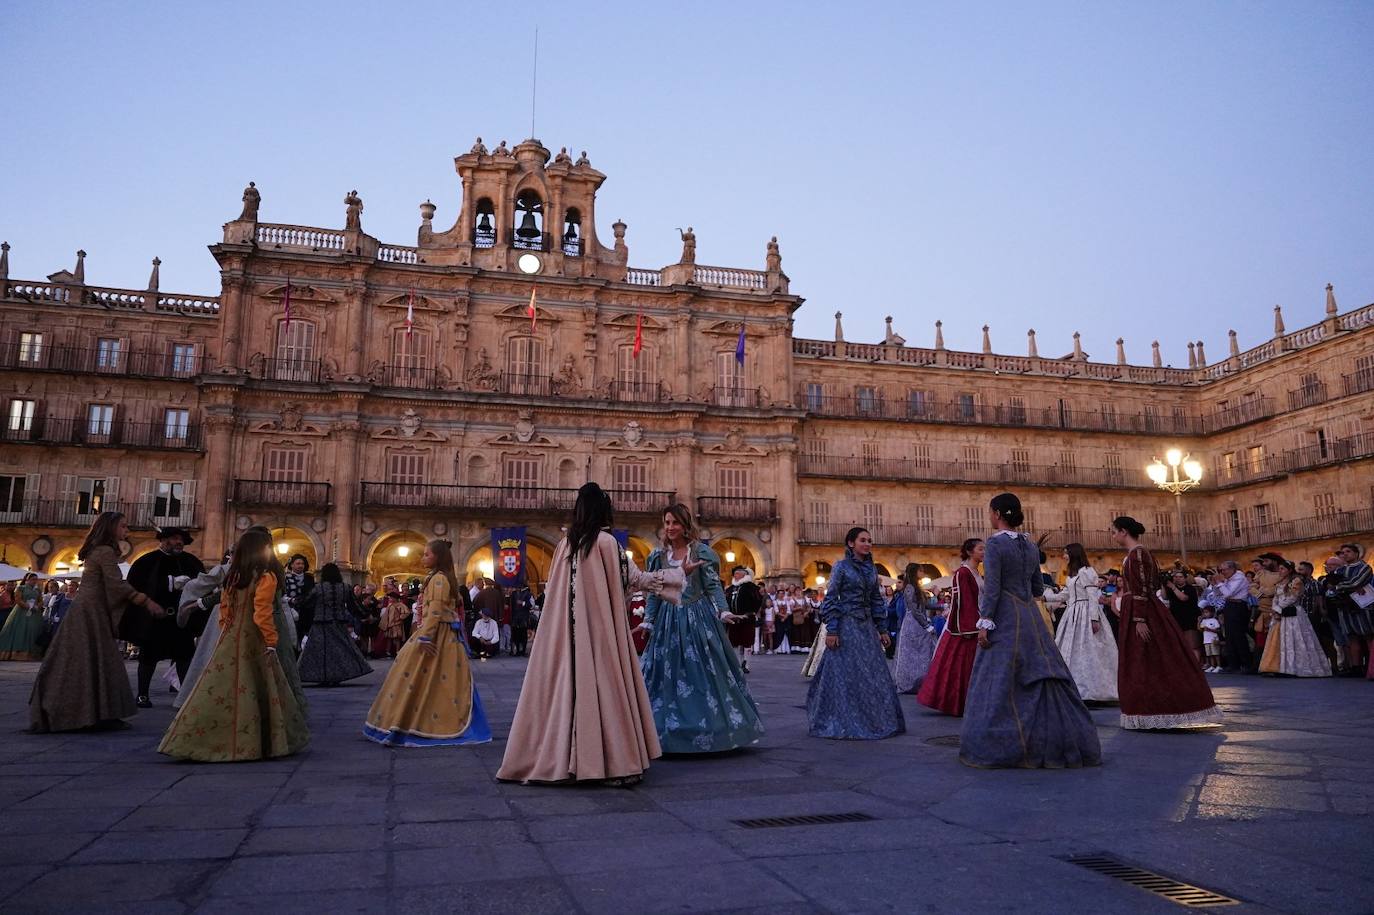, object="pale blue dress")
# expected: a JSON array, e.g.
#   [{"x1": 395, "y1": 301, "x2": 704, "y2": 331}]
[
  {"x1": 641, "y1": 543, "x2": 764, "y2": 753},
  {"x1": 806, "y1": 548, "x2": 905, "y2": 739}
]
